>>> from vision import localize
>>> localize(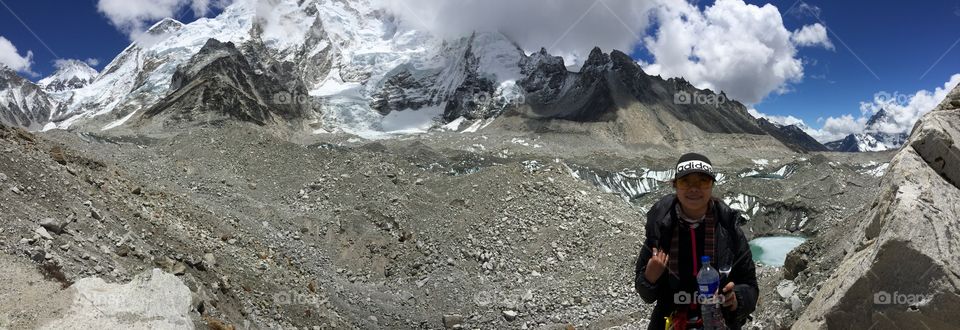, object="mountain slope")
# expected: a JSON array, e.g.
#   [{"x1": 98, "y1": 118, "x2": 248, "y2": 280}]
[
  {"x1": 757, "y1": 118, "x2": 829, "y2": 152},
  {"x1": 137, "y1": 38, "x2": 309, "y2": 129},
  {"x1": 0, "y1": 66, "x2": 57, "y2": 130}
]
